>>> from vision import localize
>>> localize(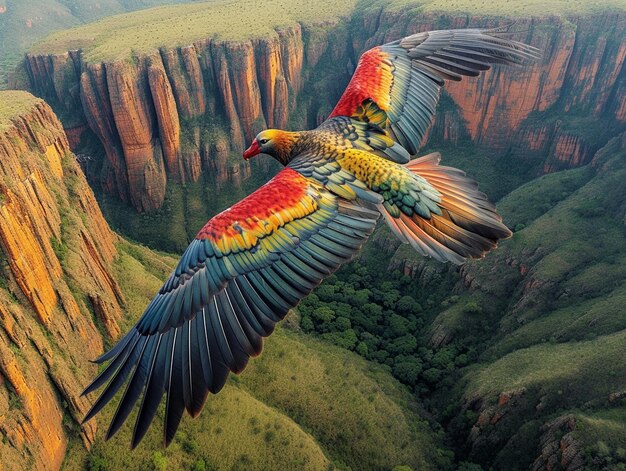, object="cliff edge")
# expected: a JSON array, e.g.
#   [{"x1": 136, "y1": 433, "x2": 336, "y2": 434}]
[{"x1": 0, "y1": 91, "x2": 124, "y2": 470}]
